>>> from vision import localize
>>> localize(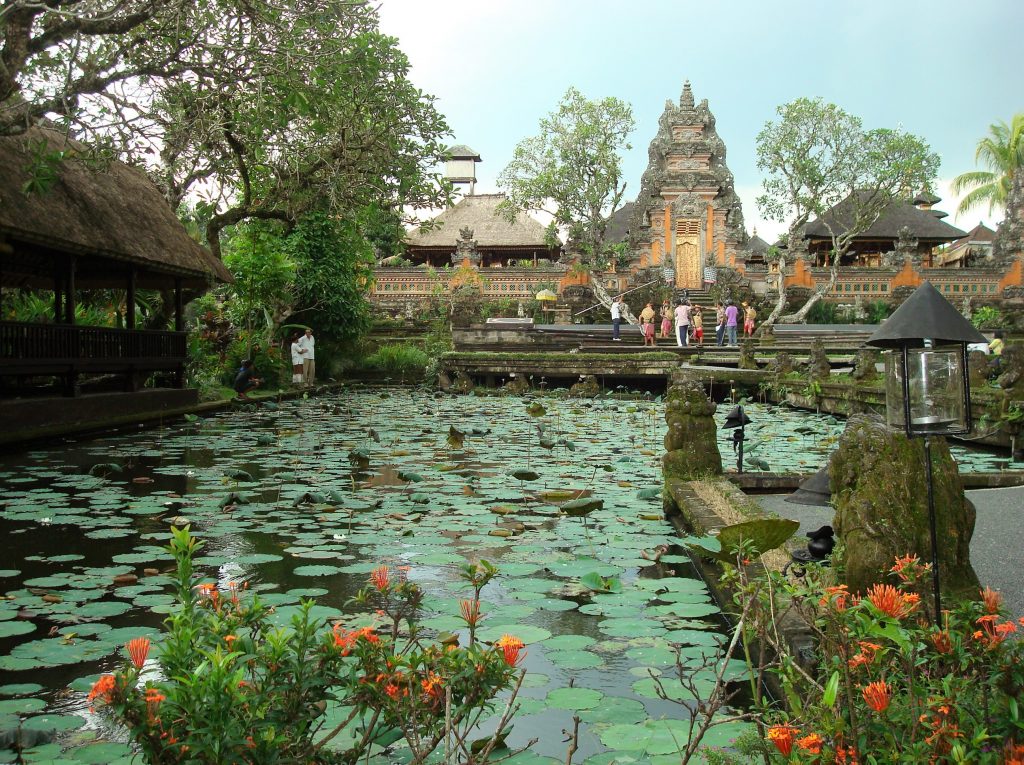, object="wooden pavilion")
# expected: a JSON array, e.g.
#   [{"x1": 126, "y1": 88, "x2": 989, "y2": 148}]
[{"x1": 0, "y1": 127, "x2": 231, "y2": 399}]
